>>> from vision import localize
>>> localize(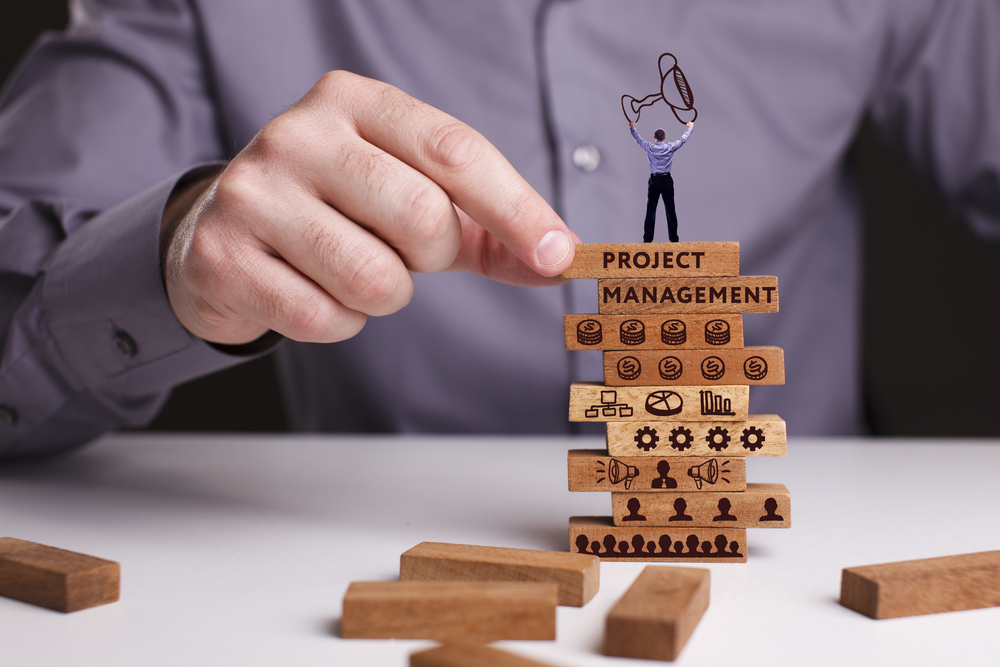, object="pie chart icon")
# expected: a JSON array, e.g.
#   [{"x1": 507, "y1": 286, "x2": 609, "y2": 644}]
[{"x1": 645, "y1": 390, "x2": 683, "y2": 416}]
